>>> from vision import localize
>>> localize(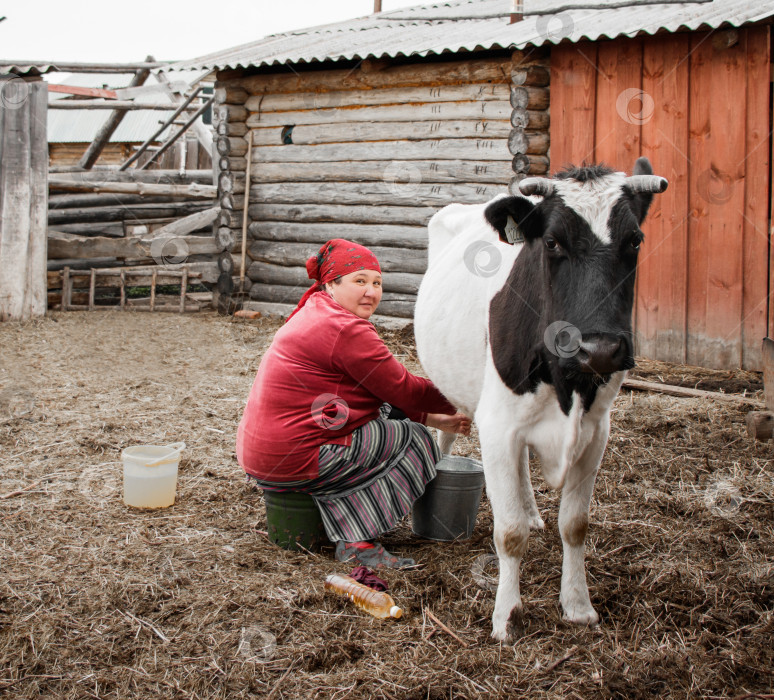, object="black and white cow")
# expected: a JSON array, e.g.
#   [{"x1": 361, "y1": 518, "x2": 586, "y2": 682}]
[{"x1": 414, "y1": 158, "x2": 668, "y2": 642}]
